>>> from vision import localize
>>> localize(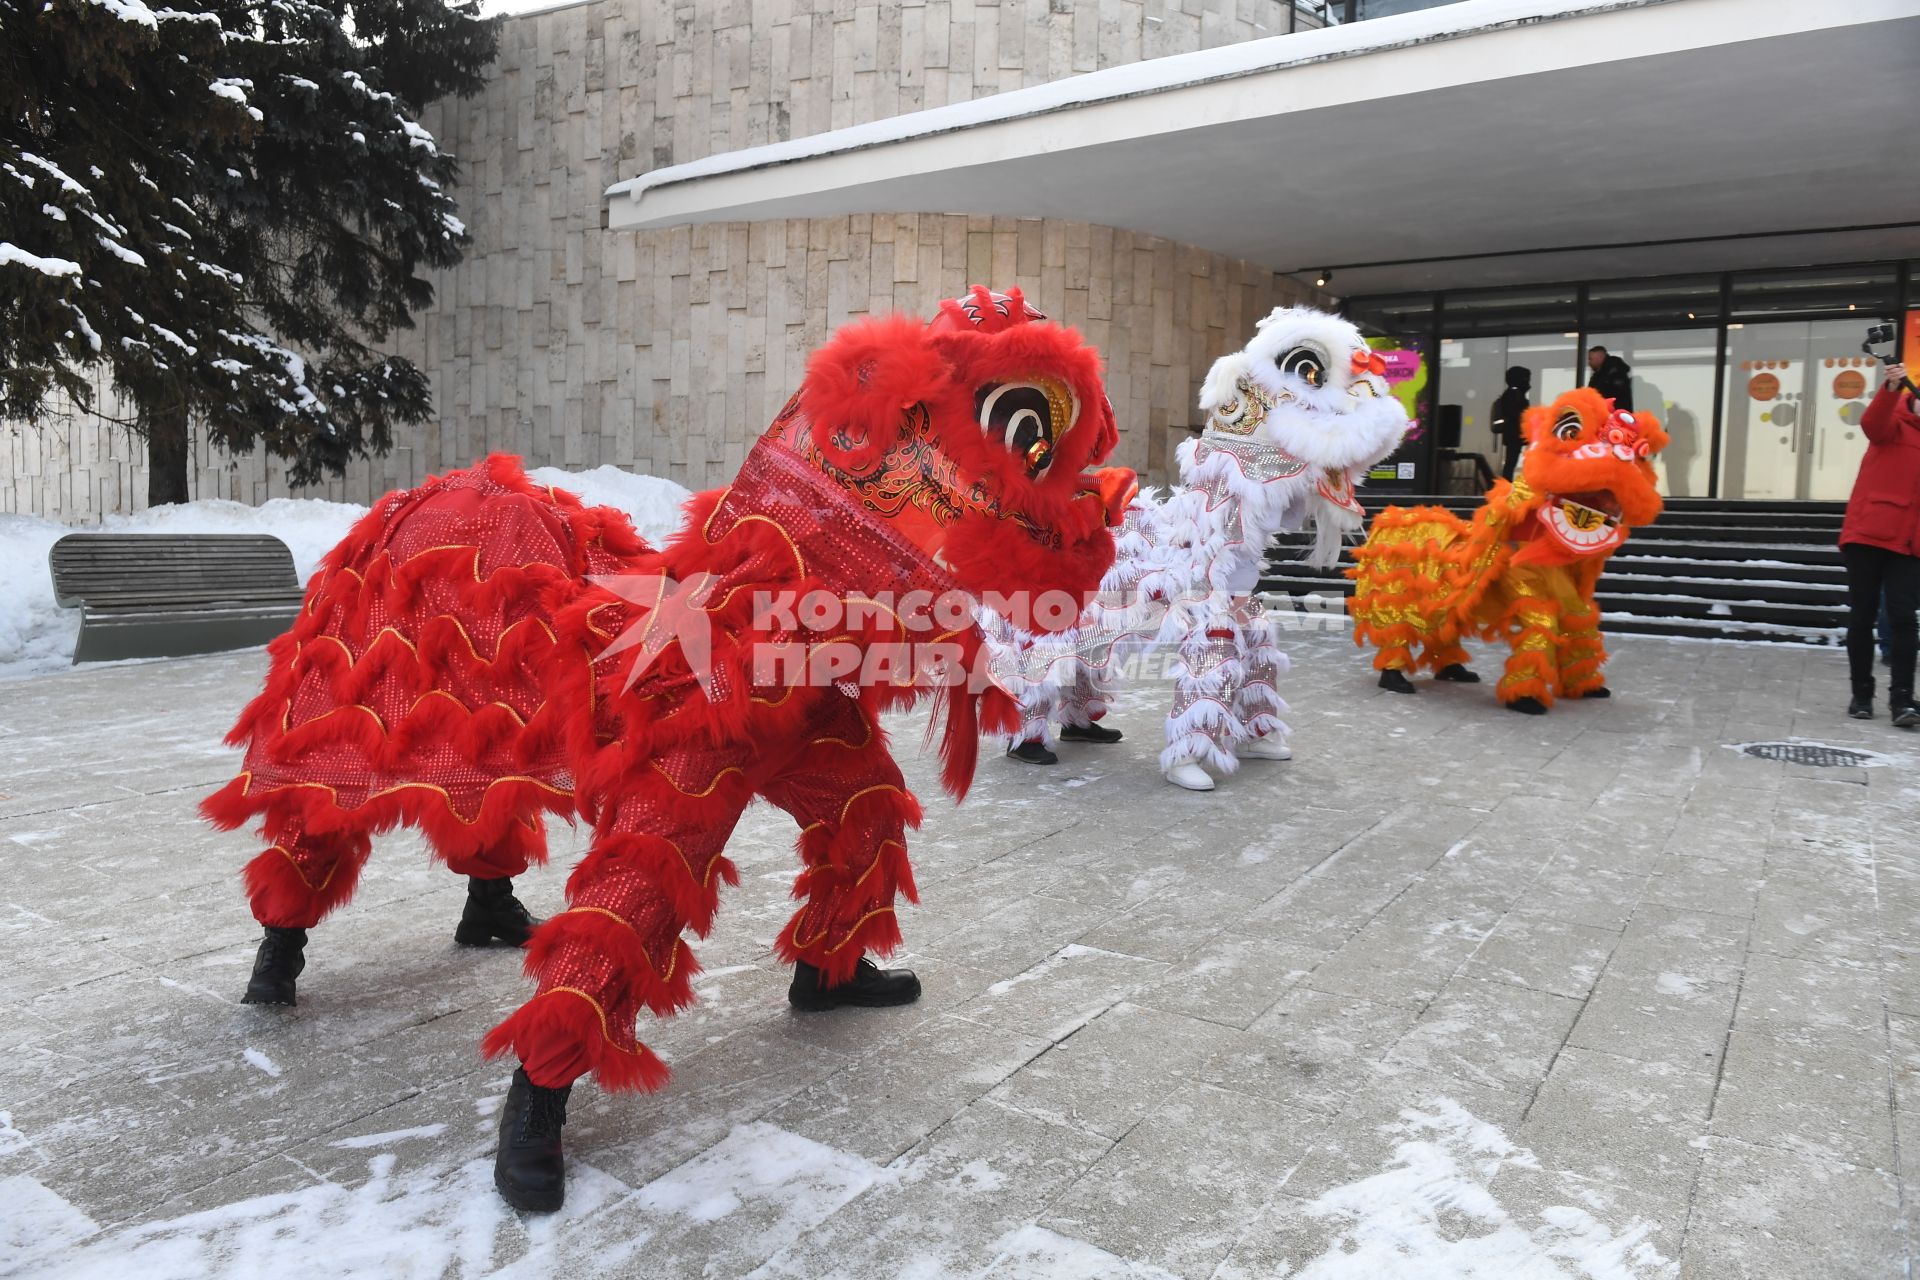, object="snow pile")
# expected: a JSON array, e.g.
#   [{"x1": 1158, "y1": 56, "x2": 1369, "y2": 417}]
[
  {"x1": 1279, "y1": 1099, "x2": 1674, "y2": 1279},
  {"x1": 526, "y1": 465, "x2": 691, "y2": 547},
  {"x1": 0, "y1": 466, "x2": 693, "y2": 681},
  {"x1": 0, "y1": 497, "x2": 364, "y2": 678}
]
